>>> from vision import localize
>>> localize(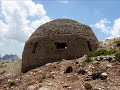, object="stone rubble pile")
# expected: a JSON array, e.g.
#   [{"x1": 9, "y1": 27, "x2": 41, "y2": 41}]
[
  {"x1": 92, "y1": 55, "x2": 116, "y2": 62},
  {"x1": 0, "y1": 55, "x2": 120, "y2": 90}
]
